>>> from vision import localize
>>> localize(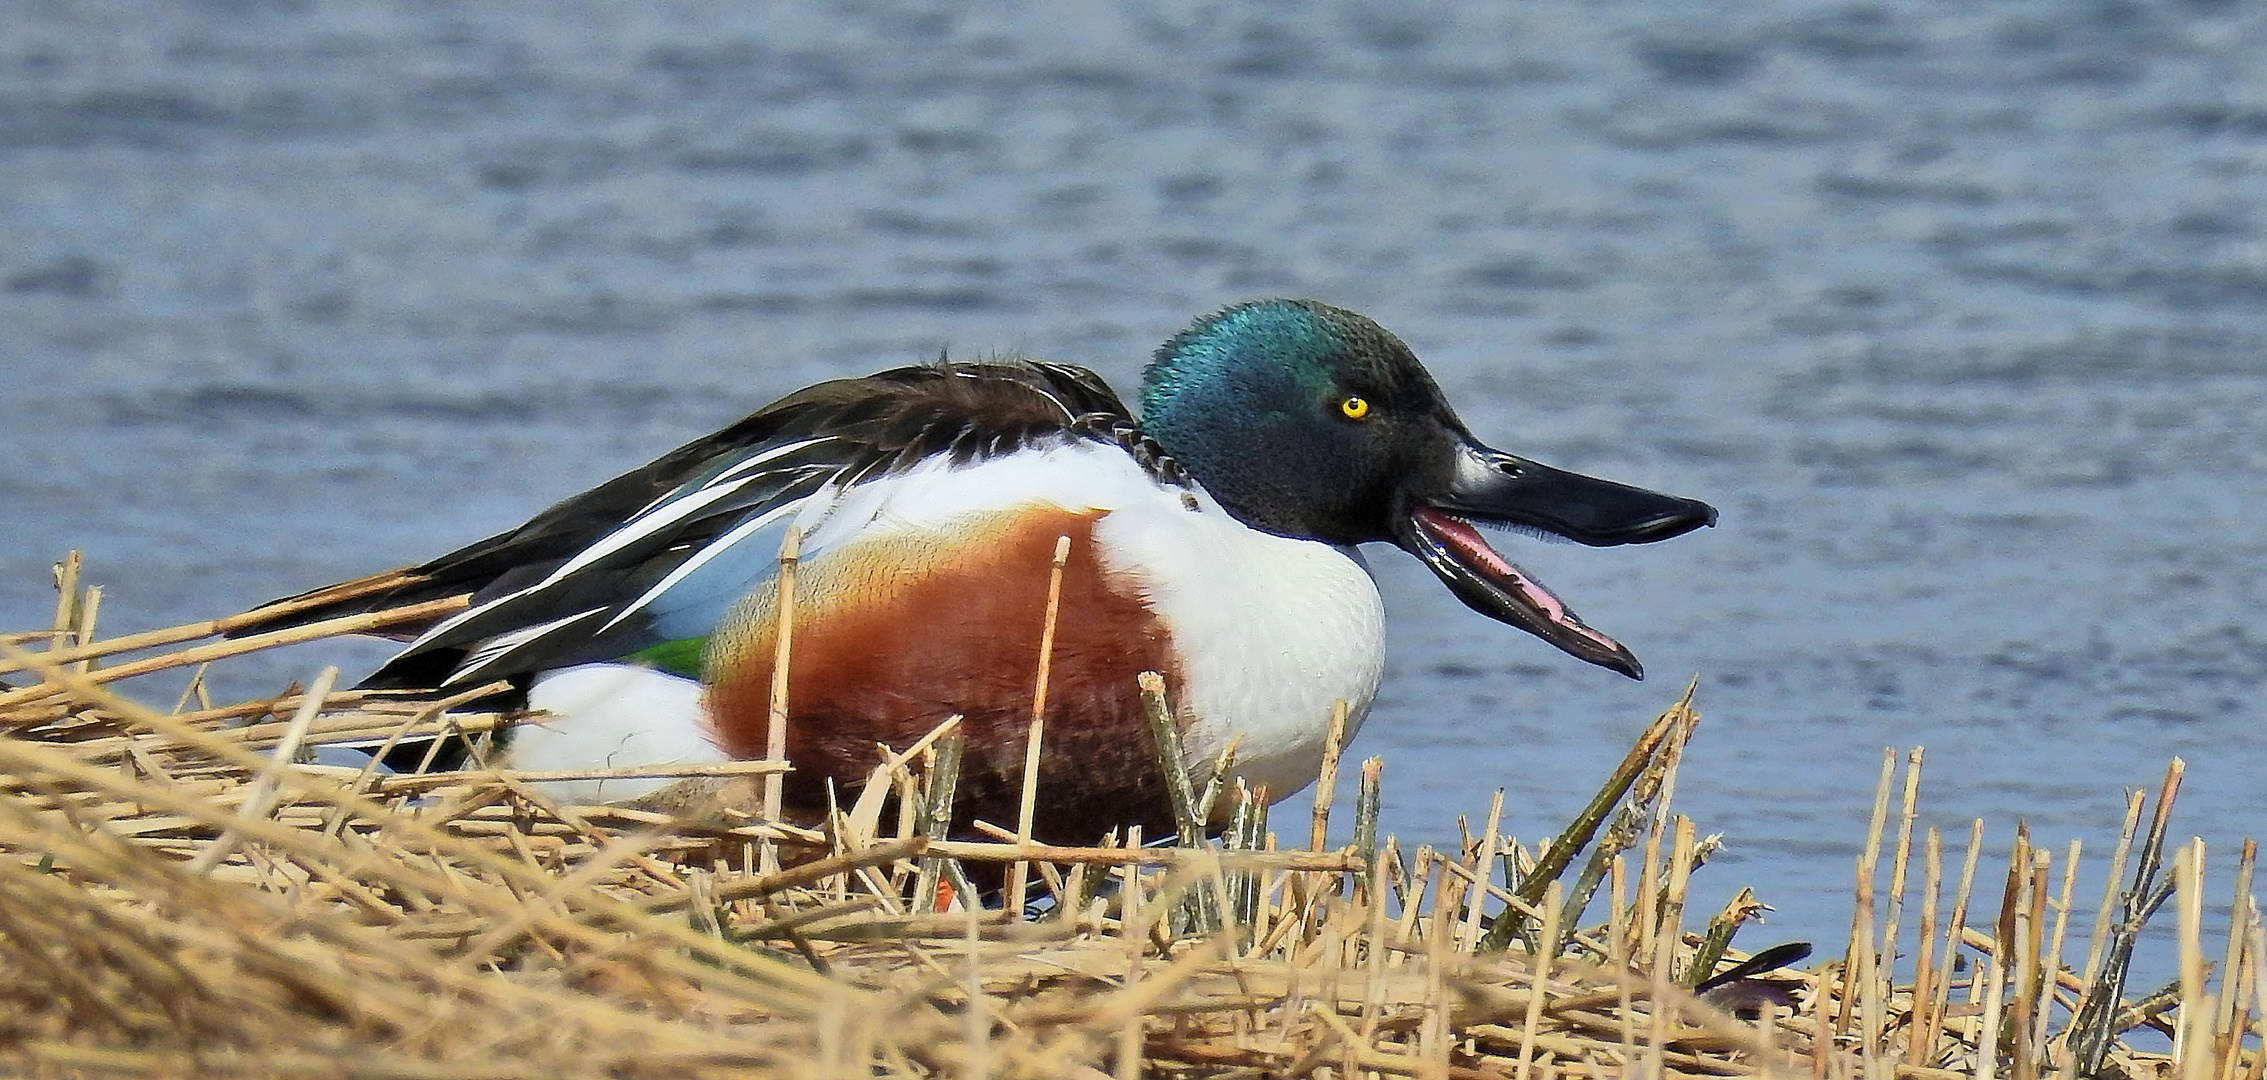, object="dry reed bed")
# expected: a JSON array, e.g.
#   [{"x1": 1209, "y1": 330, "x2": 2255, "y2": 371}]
[{"x1": 0, "y1": 553, "x2": 2253, "y2": 1079}]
